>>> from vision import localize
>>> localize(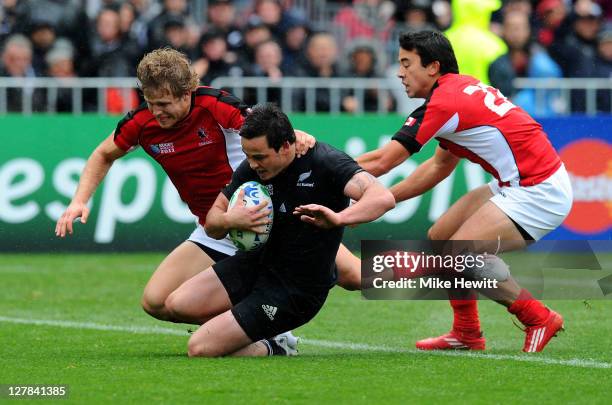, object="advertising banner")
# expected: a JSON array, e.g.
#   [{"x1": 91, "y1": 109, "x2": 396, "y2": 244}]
[{"x1": 1, "y1": 115, "x2": 609, "y2": 251}]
